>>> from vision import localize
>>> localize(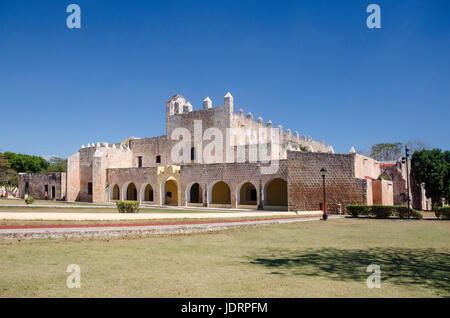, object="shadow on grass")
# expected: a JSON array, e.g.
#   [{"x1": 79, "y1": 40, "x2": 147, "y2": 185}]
[{"x1": 250, "y1": 247, "x2": 450, "y2": 295}]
